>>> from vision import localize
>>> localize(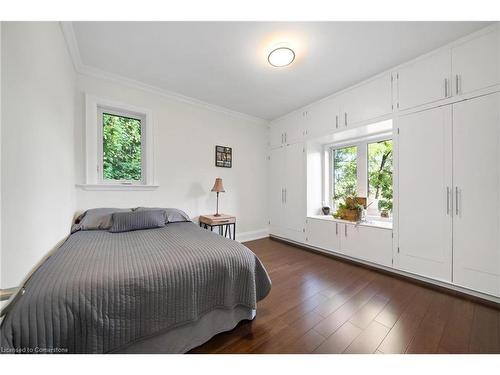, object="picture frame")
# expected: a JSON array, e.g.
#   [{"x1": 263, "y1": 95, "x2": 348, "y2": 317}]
[{"x1": 215, "y1": 145, "x2": 232, "y2": 168}]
